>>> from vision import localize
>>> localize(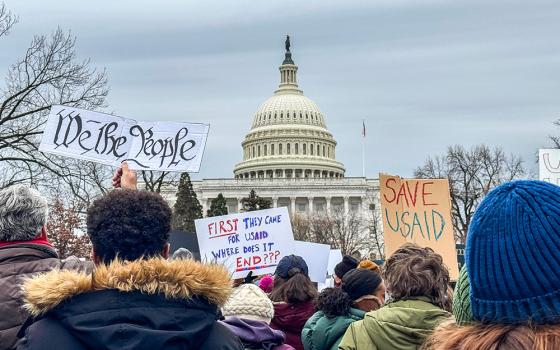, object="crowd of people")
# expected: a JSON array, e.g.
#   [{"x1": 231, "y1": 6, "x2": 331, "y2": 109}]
[{"x1": 0, "y1": 163, "x2": 559, "y2": 349}]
